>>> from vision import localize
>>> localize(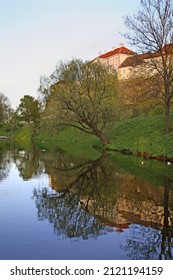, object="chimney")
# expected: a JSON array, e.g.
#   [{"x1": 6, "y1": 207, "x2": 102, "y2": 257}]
[
  {"x1": 119, "y1": 43, "x2": 124, "y2": 47},
  {"x1": 112, "y1": 46, "x2": 116, "y2": 50}
]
